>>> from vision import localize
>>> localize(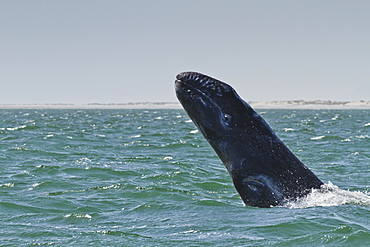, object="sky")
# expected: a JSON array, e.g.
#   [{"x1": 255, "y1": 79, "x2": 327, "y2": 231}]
[{"x1": 1, "y1": 0, "x2": 370, "y2": 104}]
